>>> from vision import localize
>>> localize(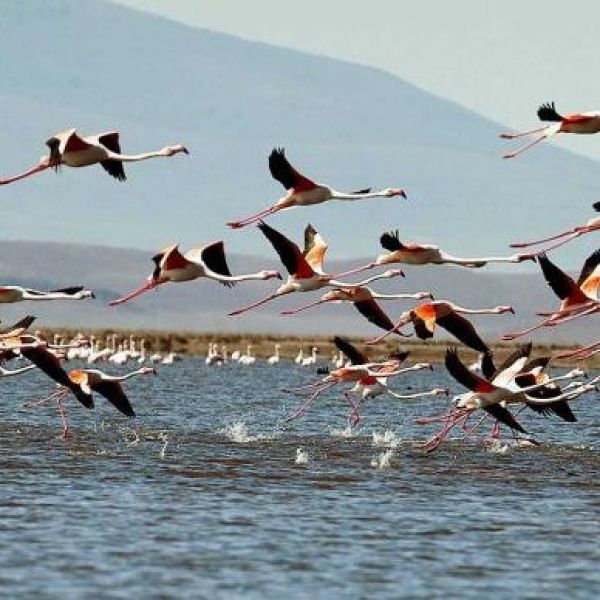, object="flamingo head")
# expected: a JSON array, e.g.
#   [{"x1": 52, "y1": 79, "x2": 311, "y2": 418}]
[
  {"x1": 321, "y1": 288, "x2": 353, "y2": 303},
  {"x1": 495, "y1": 305, "x2": 515, "y2": 314},
  {"x1": 385, "y1": 188, "x2": 407, "y2": 198},
  {"x1": 140, "y1": 367, "x2": 157, "y2": 376},
  {"x1": 260, "y1": 270, "x2": 282, "y2": 280},
  {"x1": 162, "y1": 145, "x2": 189, "y2": 156}
]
